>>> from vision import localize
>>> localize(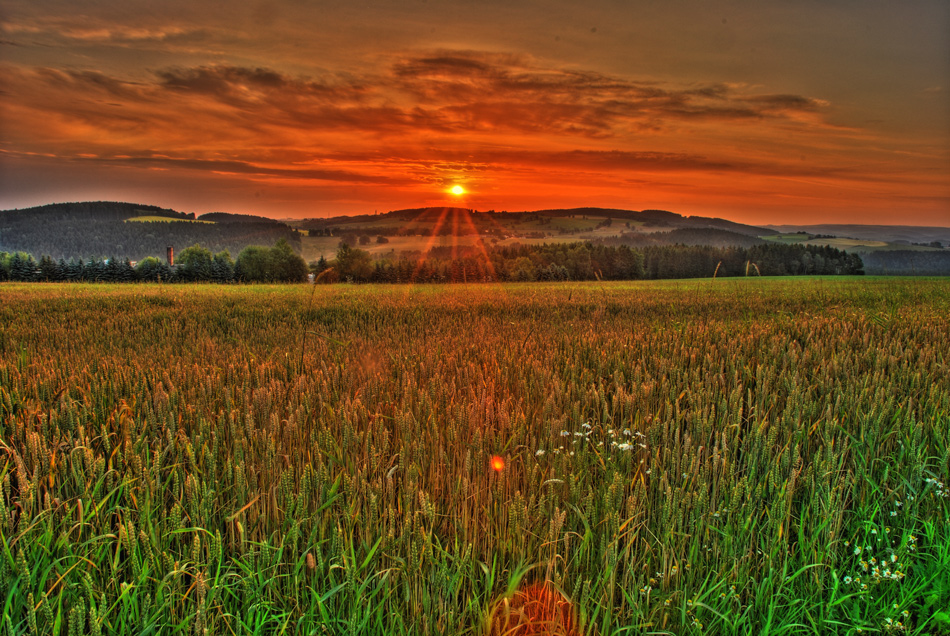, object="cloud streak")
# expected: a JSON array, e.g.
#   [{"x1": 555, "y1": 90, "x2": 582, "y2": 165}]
[
  {"x1": 2, "y1": 51, "x2": 841, "y2": 145},
  {"x1": 1, "y1": 45, "x2": 946, "y2": 222}
]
